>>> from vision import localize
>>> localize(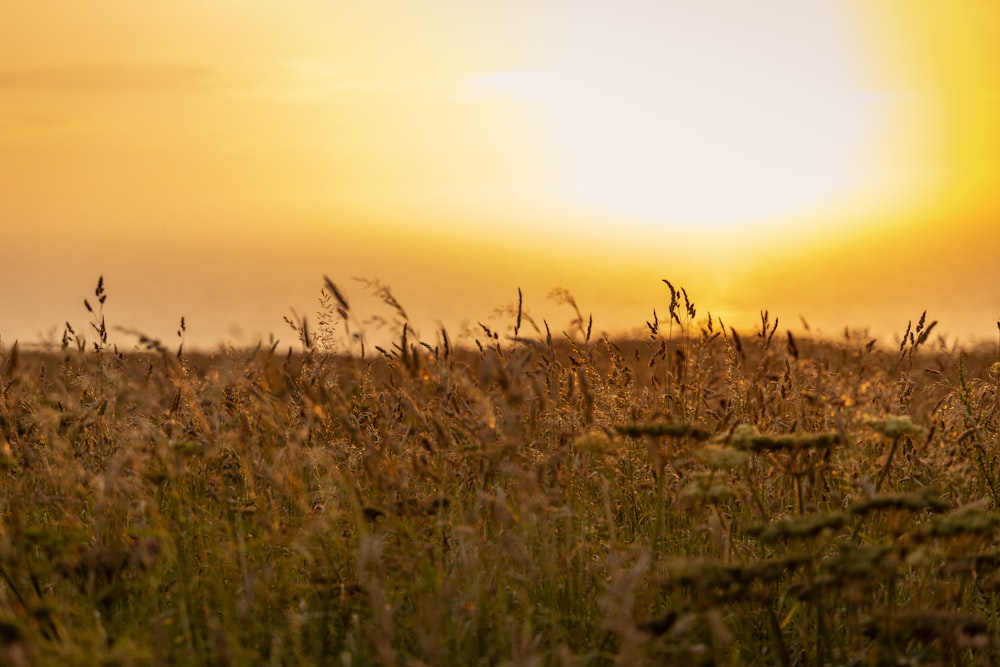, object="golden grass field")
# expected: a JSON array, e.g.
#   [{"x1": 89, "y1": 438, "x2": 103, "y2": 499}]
[{"x1": 2, "y1": 277, "x2": 1000, "y2": 666}]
